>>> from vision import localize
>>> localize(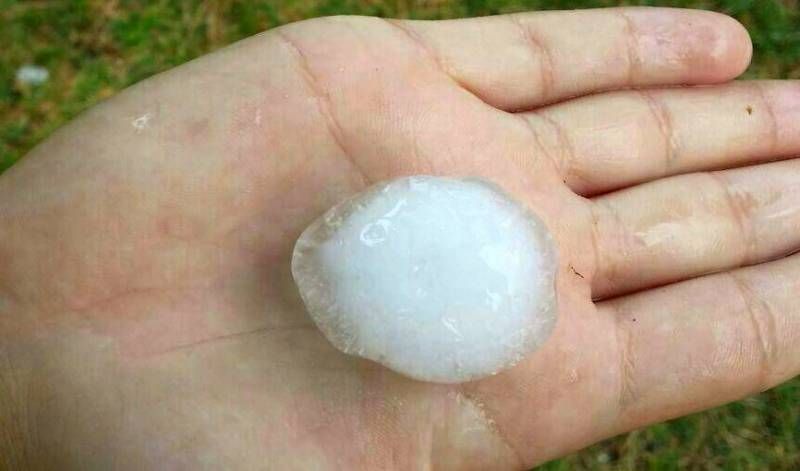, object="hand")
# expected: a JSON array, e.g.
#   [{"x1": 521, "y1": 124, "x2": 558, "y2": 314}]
[{"x1": 1, "y1": 7, "x2": 798, "y2": 469}]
